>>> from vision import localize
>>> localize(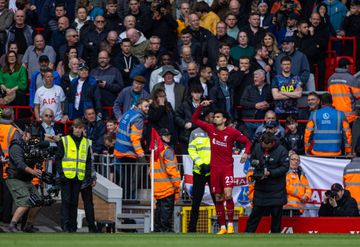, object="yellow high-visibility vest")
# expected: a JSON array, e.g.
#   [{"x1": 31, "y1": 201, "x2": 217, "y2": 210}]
[{"x1": 61, "y1": 135, "x2": 91, "y2": 181}]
